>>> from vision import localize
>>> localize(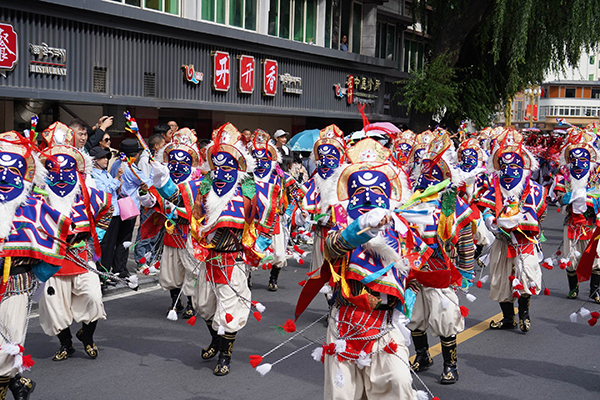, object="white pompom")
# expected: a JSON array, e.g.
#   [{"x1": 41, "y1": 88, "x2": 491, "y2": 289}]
[
  {"x1": 217, "y1": 325, "x2": 225, "y2": 335},
  {"x1": 573, "y1": 250, "x2": 581, "y2": 258},
  {"x1": 256, "y1": 363, "x2": 273, "y2": 376},
  {"x1": 311, "y1": 347, "x2": 323, "y2": 362},
  {"x1": 335, "y1": 339, "x2": 347, "y2": 354},
  {"x1": 2, "y1": 342, "x2": 21, "y2": 356},
  {"x1": 569, "y1": 312, "x2": 578, "y2": 323},
  {"x1": 512, "y1": 278, "x2": 520, "y2": 288},
  {"x1": 356, "y1": 351, "x2": 371, "y2": 370},
  {"x1": 466, "y1": 293, "x2": 477, "y2": 302},
  {"x1": 441, "y1": 297, "x2": 450, "y2": 310},
  {"x1": 319, "y1": 284, "x2": 333, "y2": 295},
  {"x1": 166, "y1": 309, "x2": 178, "y2": 321},
  {"x1": 579, "y1": 307, "x2": 591, "y2": 319},
  {"x1": 334, "y1": 367, "x2": 345, "y2": 388},
  {"x1": 126, "y1": 275, "x2": 139, "y2": 289},
  {"x1": 122, "y1": 241, "x2": 132, "y2": 249},
  {"x1": 480, "y1": 275, "x2": 490, "y2": 284},
  {"x1": 255, "y1": 302, "x2": 266, "y2": 313},
  {"x1": 416, "y1": 390, "x2": 430, "y2": 400},
  {"x1": 543, "y1": 257, "x2": 554, "y2": 266}
]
